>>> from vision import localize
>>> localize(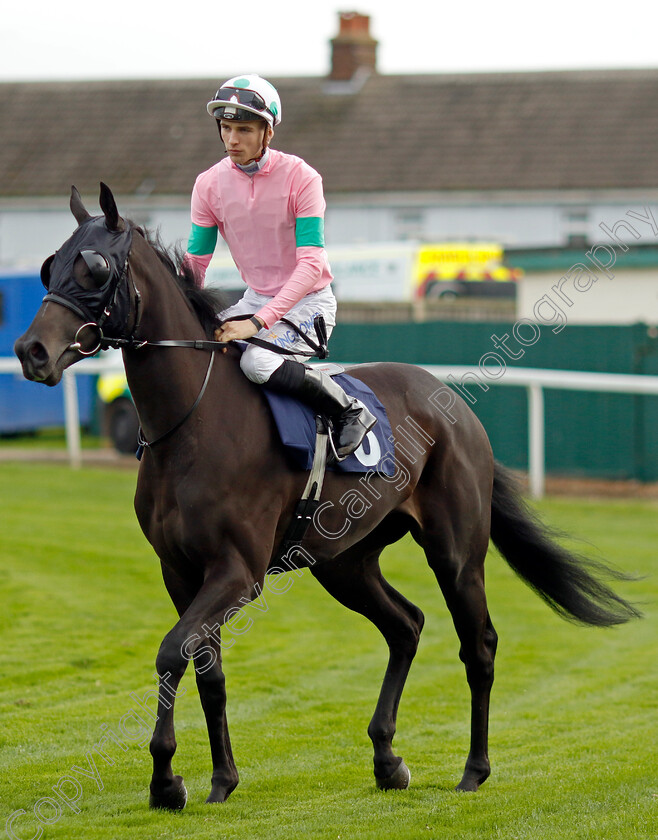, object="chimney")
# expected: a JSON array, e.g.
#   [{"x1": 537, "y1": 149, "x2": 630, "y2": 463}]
[{"x1": 329, "y1": 12, "x2": 378, "y2": 81}]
